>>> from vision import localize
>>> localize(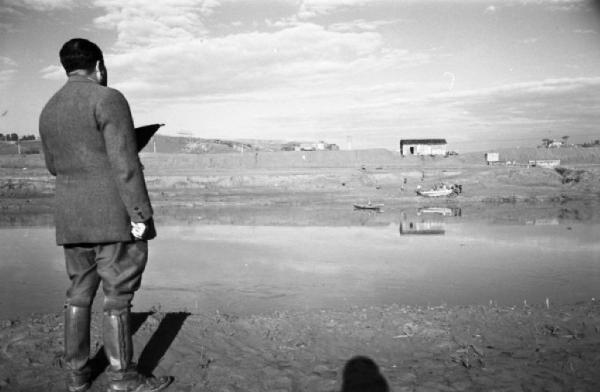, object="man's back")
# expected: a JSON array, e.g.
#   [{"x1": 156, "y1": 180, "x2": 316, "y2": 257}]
[
  {"x1": 40, "y1": 75, "x2": 153, "y2": 245},
  {"x1": 41, "y1": 76, "x2": 116, "y2": 176}
]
